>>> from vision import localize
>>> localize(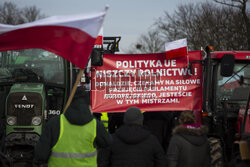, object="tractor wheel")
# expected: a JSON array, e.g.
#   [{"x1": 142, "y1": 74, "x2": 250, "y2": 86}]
[{"x1": 209, "y1": 137, "x2": 224, "y2": 167}]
